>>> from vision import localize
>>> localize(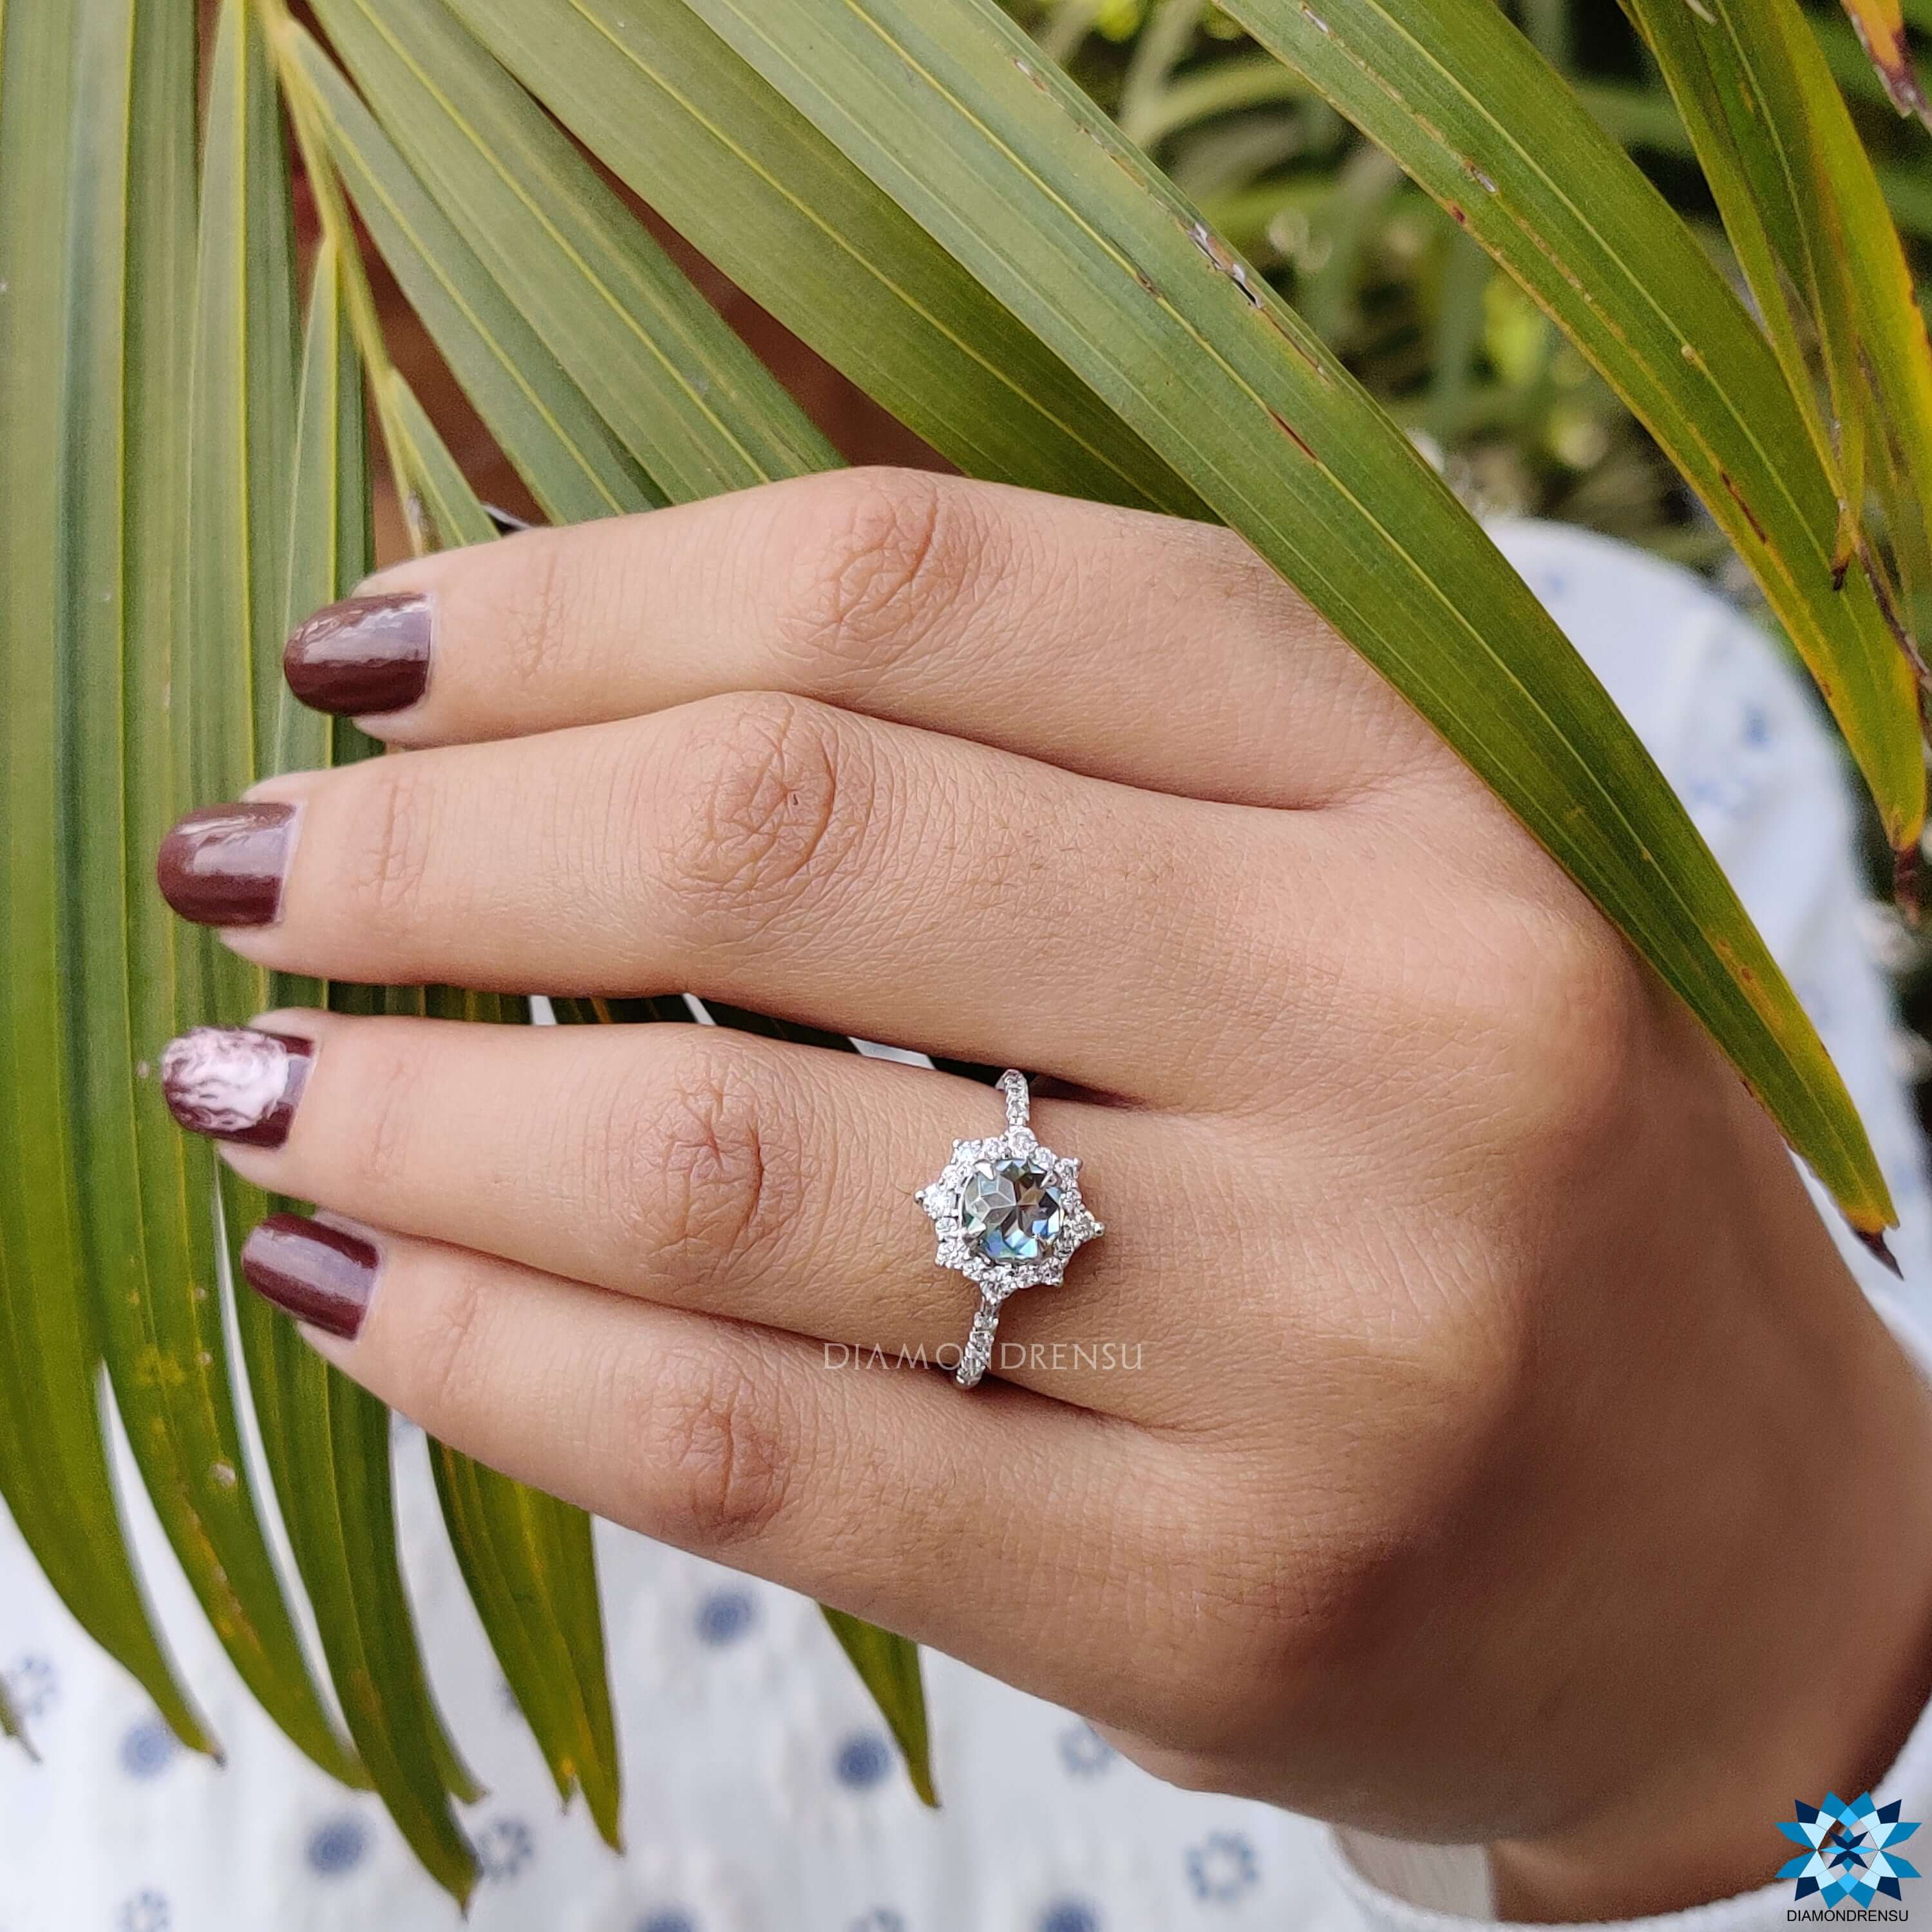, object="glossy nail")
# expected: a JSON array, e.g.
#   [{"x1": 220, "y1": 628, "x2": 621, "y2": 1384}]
[
  {"x1": 283, "y1": 591, "x2": 431, "y2": 717},
  {"x1": 155, "y1": 801, "x2": 296, "y2": 927},
  {"x1": 160, "y1": 1027, "x2": 313, "y2": 1148},
  {"x1": 241, "y1": 1215, "x2": 378, "y2": 1341}
]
